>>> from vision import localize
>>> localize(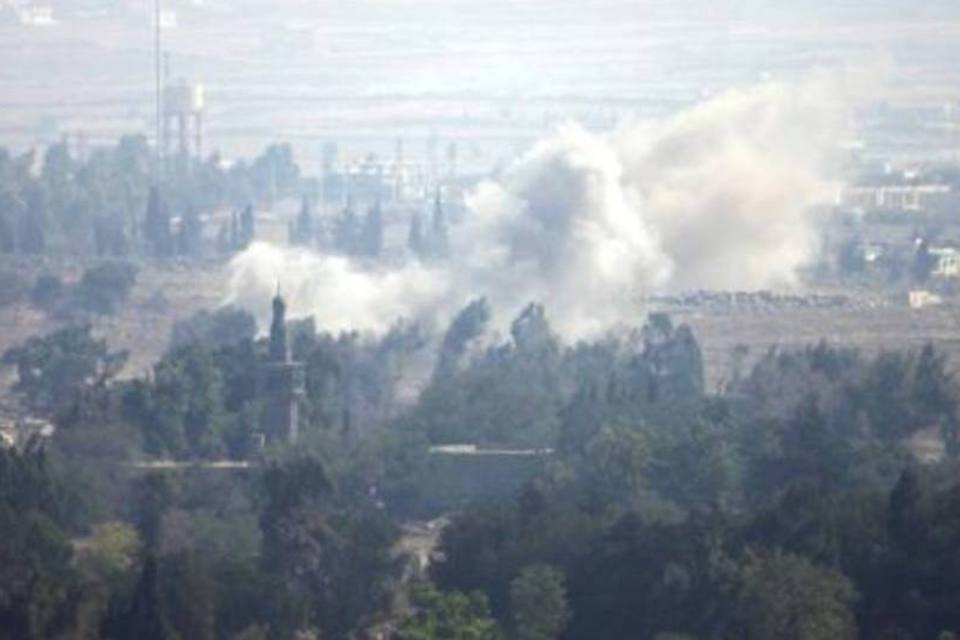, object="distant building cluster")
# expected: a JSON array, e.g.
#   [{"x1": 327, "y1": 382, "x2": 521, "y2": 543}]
[
  {"x1": 0, "y1": 411, "x2": 54, "y2": 450},
  {"x1": 829, "y1": 162, "x2": 960, "y2": 303},
  {"x1": 930, "y1": 246, "x2": 960, "y2": 278},
  {"x1": 0, "y1": 1, "x2": 55, "y2": 25},
  {"x1": 840, "y1": 184, "x2": 957, "y2": 215},
  {"x1": 318, "y1": 138, "x2": 471, "y2": 207}
]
